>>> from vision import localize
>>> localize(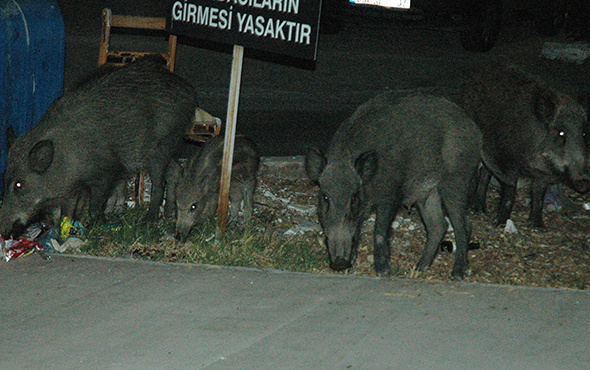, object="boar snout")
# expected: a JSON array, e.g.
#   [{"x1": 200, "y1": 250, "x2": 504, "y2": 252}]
[
  {"x1": 324, "y1": 224, "x2": 357, "y2": 272},
  {"x1": 174, "y1": 226, "x2": 191, "y2": 242},
  {"x1": 174, "y1": 220, "x2": 194, "y2": 242},
  {"x1": 330, "y1": 256, "x2": 352, "y2": 271},
  {"x1": 573, "y1": 177, "x2": 590, "y2": 194},
  {"x1": 174, "y1": 231, "x2": 190, "y2": 243}
]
